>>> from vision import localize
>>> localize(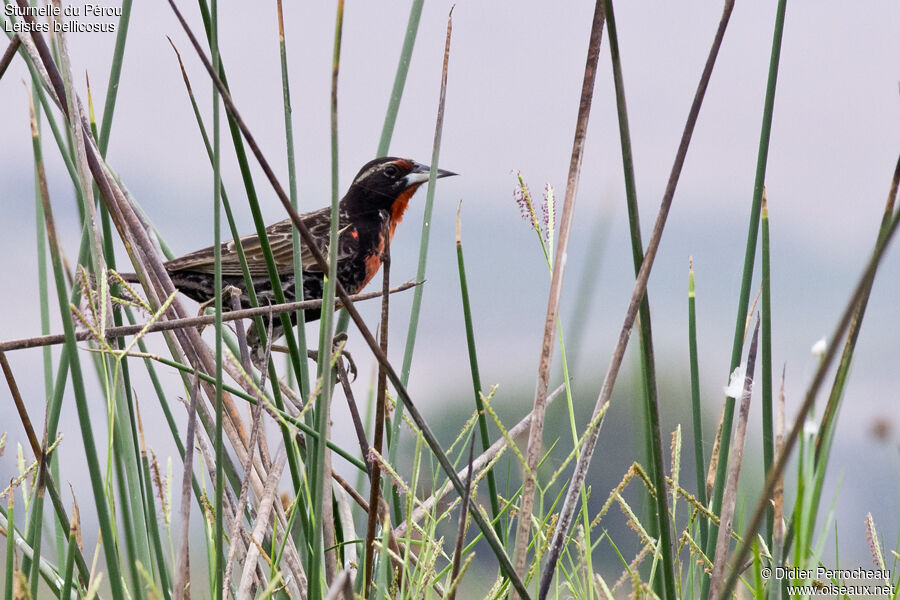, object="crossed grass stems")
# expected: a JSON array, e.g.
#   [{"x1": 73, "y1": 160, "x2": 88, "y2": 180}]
[{"x1": 2, "y1": 0, "x2": 900, "y2": 599}]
